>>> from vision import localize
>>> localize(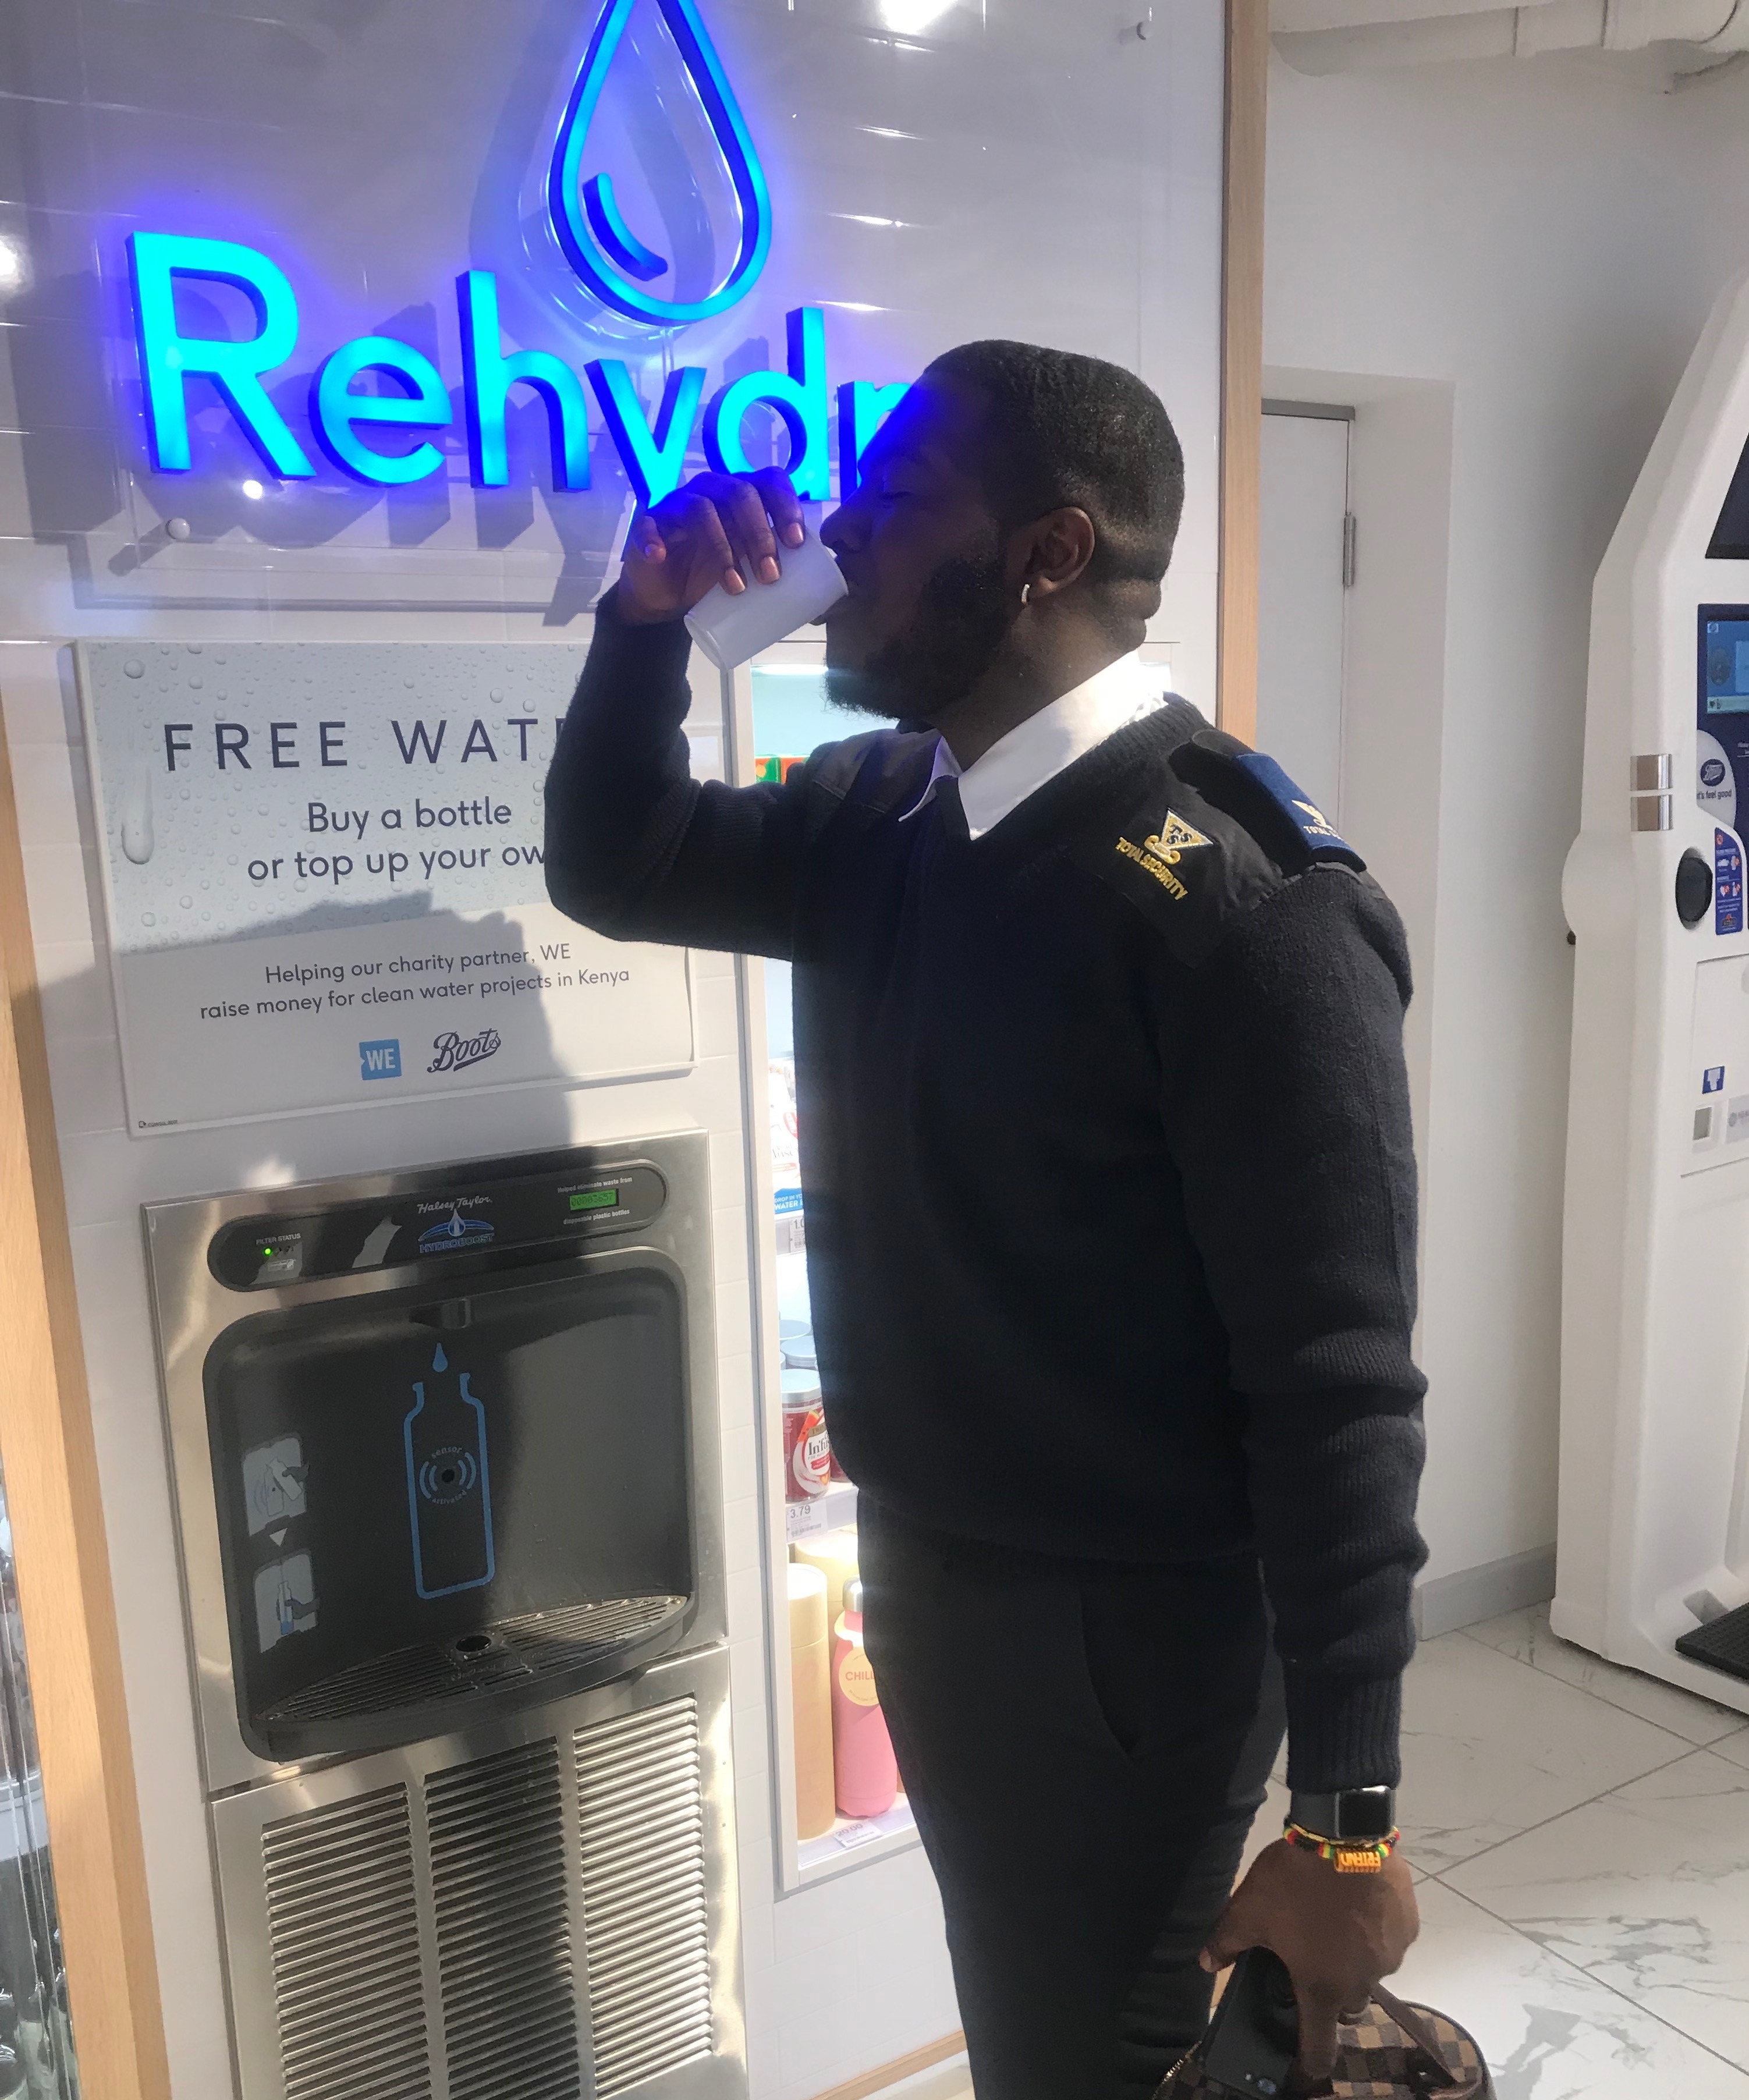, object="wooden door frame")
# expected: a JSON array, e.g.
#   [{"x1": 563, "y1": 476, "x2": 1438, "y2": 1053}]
[
  {"x1": 0, "y1": 725, "x2": 171, "y2": 2100},
  {"x1": 1219, "y1": 0, "x2": 1270, "y2": 744}
]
